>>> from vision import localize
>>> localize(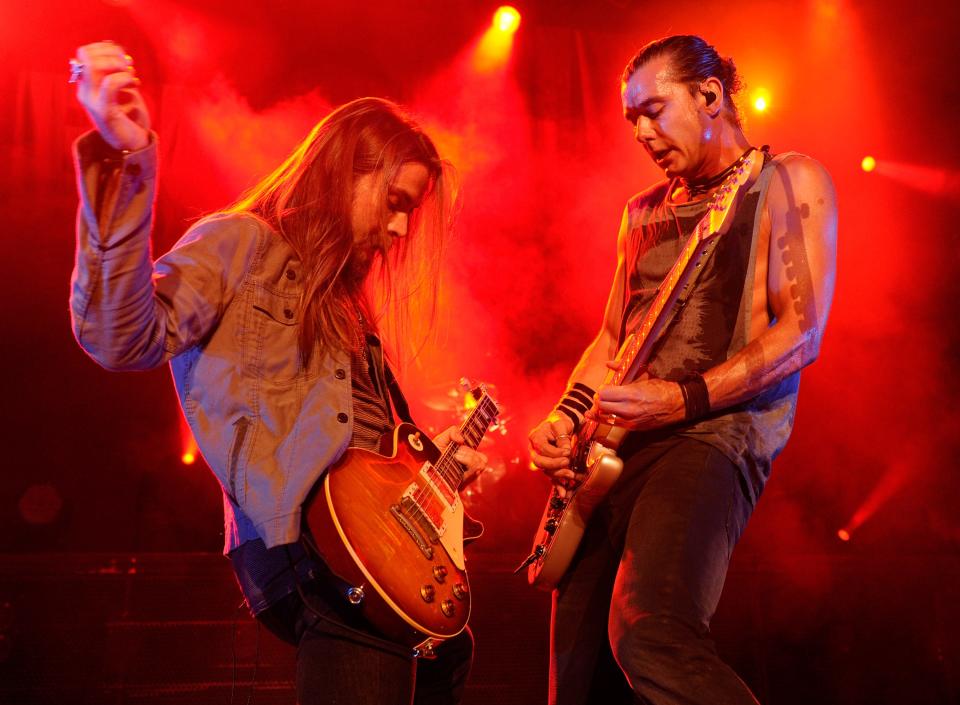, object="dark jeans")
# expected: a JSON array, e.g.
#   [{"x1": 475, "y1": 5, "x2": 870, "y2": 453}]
[
  {"x1": 258, "y1": 576, "x2": 473, "y2": 705},
  {"x1": 551, "y1": 435, "x2": 759, "y2": 705}
]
